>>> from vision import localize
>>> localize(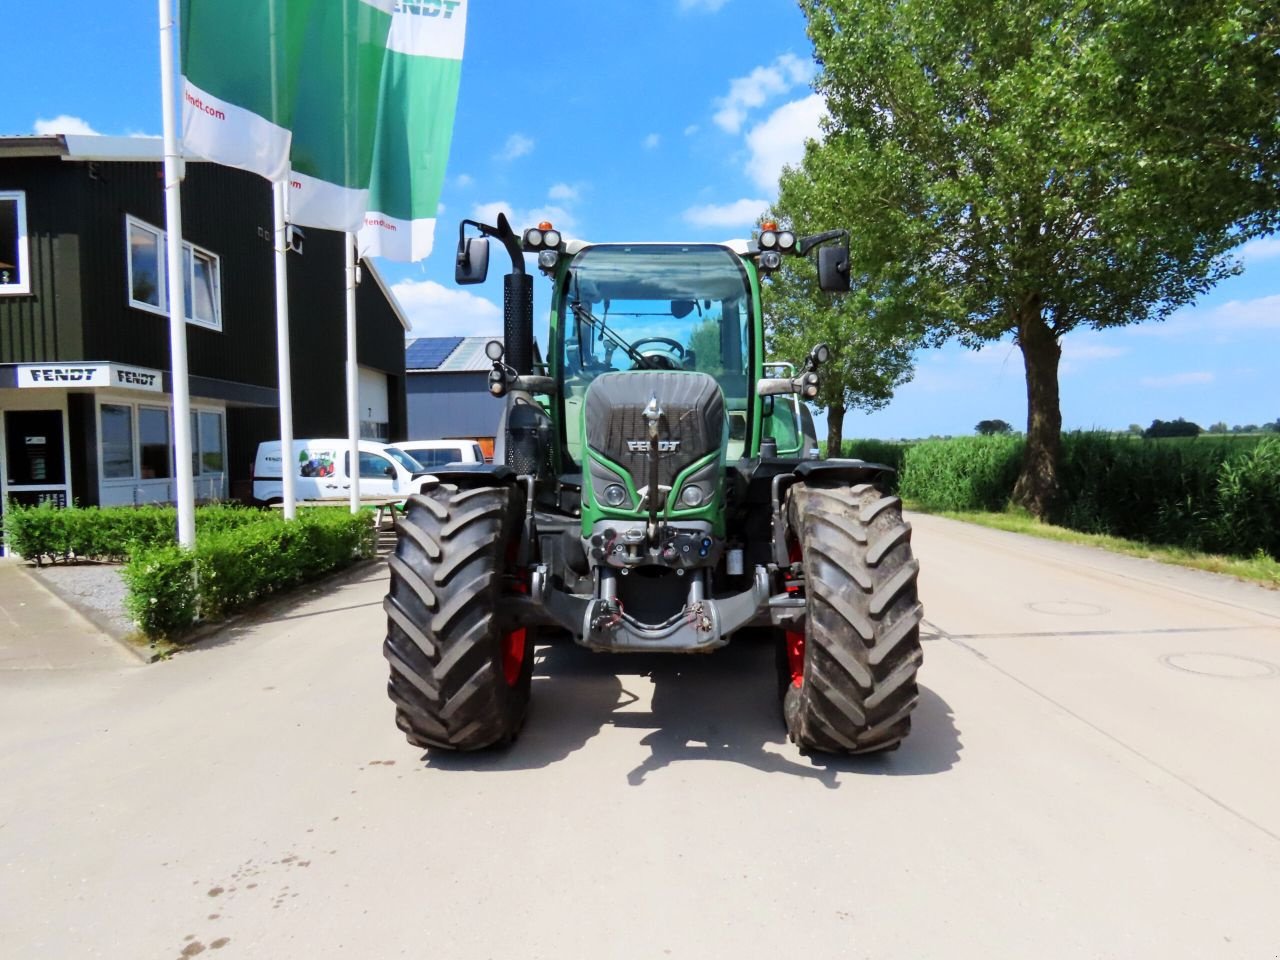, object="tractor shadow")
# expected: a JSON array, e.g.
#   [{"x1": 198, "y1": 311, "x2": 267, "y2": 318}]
[{"x1": 423, "y1": 636, "x2": 961, "y2": 784}]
